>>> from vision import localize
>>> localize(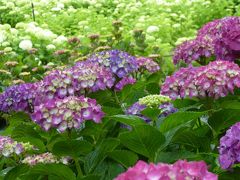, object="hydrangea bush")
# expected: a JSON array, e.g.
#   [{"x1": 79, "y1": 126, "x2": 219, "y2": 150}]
[{"x1": 1, "y1": 1, "x2": 240, "y2": 179}]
